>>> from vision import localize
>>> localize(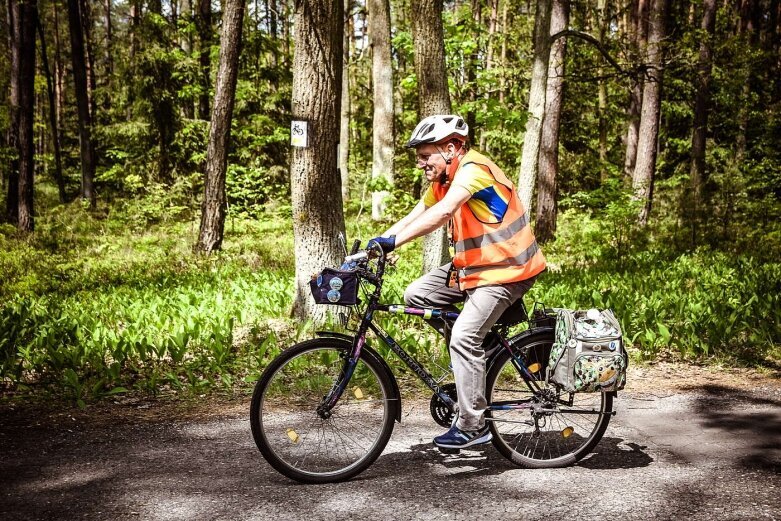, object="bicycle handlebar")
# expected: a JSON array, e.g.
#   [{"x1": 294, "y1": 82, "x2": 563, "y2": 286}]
[{"x1": 344, "y1": 250, "x2": 368, "y2": 264}]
